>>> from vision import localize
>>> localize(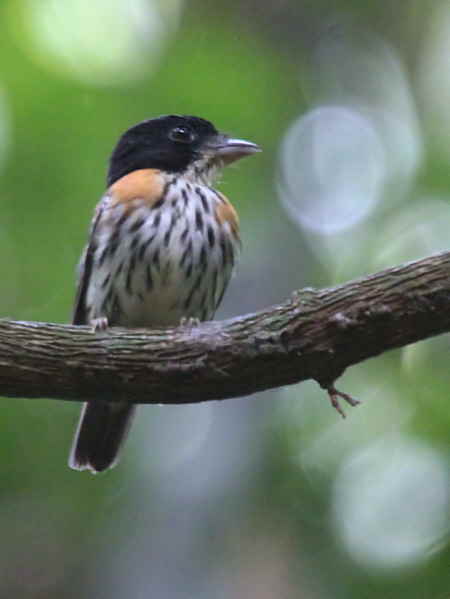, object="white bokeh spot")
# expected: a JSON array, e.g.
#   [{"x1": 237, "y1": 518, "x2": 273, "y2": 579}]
[
  {"x1": 279, "y1": 106, "x2": 386, "y2": 234},
  {"x1": 332, "y1": 436, "x2": 450, "y2": 570},
  {"x1": 13, "y1": 0, "x2": 183, "y2": 85}
]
